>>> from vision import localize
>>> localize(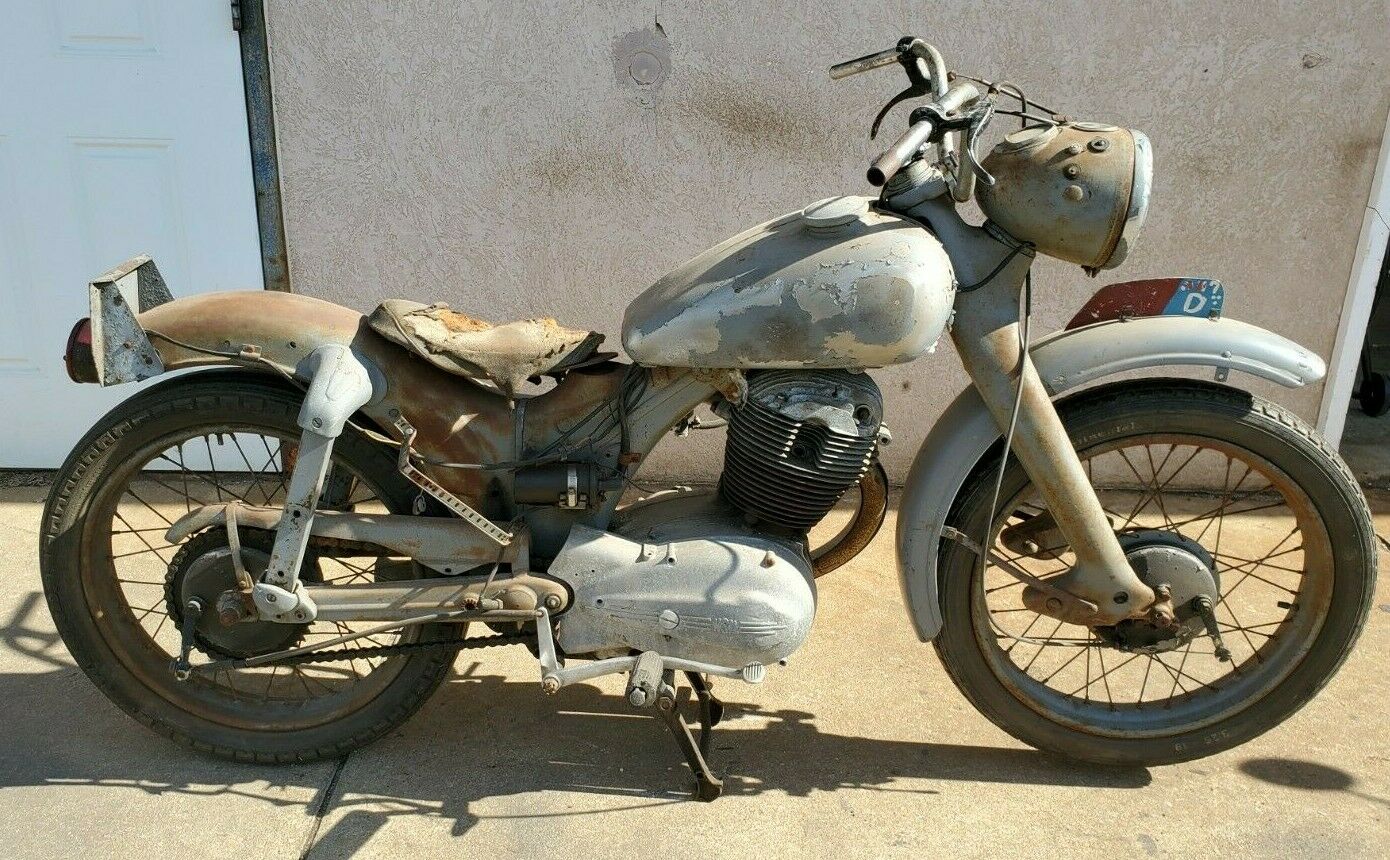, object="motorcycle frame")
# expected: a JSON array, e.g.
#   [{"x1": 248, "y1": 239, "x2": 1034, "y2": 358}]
[{"x1": 86, "y1": 191, "x2": 1326, "y2": 631}]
